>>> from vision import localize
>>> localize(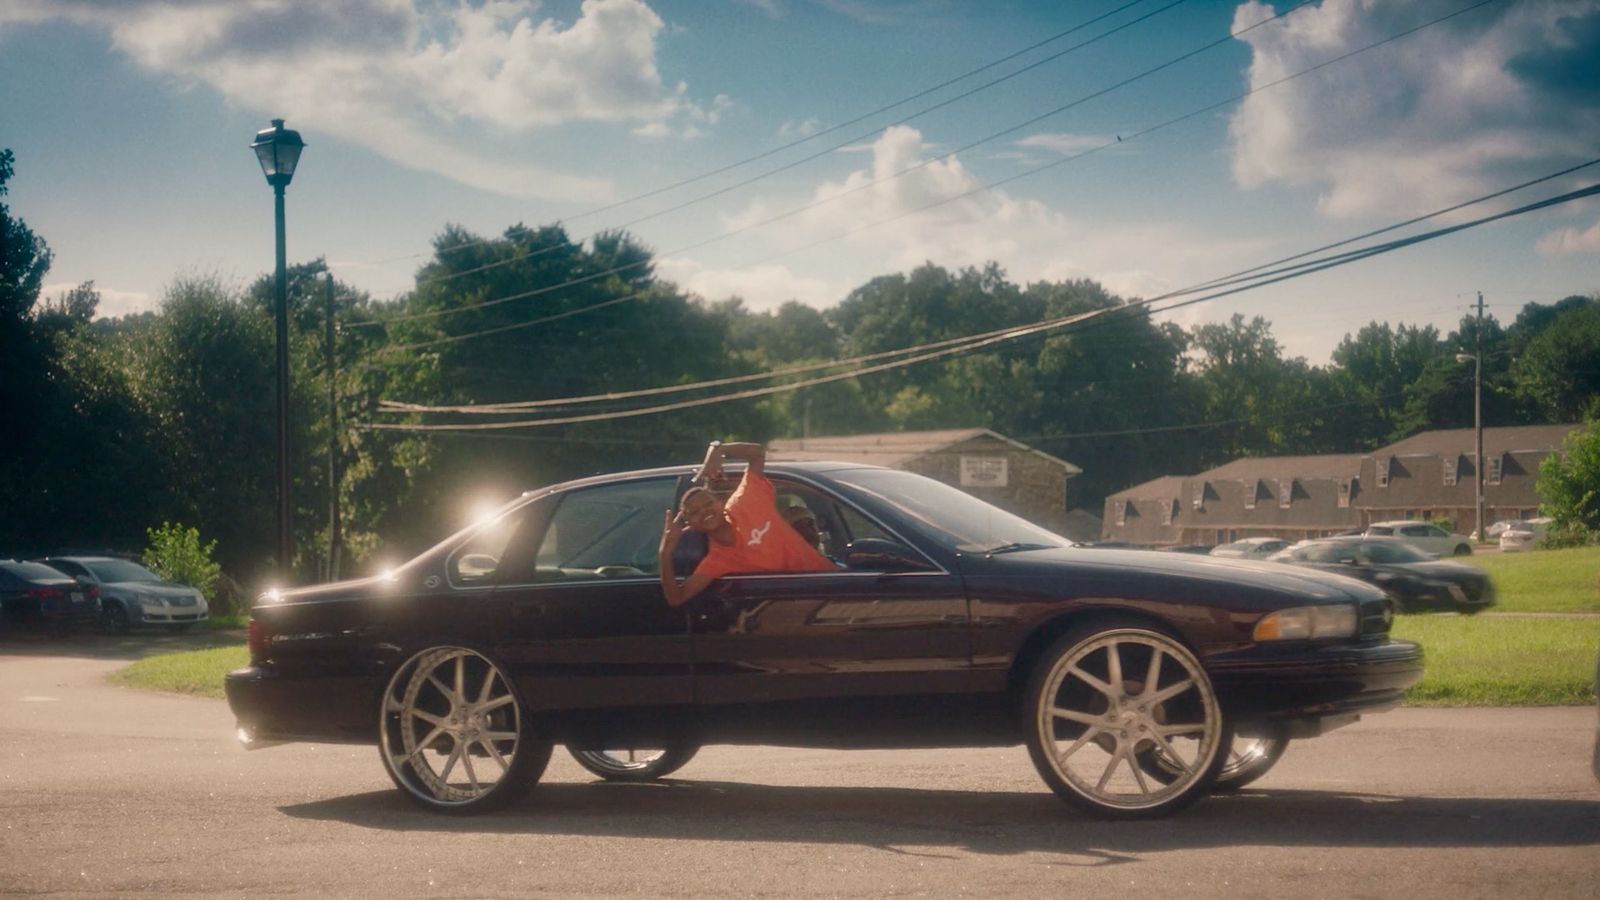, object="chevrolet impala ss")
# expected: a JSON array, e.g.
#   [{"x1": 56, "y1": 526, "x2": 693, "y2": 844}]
[{"x1": 226, "y1": 462, "x2": 1422, "y2": 819}]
